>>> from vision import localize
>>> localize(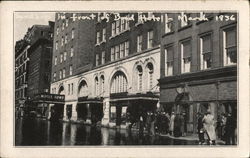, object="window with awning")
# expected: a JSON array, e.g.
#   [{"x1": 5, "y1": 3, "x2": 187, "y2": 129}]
[{"x1": 224, "y1": 27, "x2": 237, "y2": 65}]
